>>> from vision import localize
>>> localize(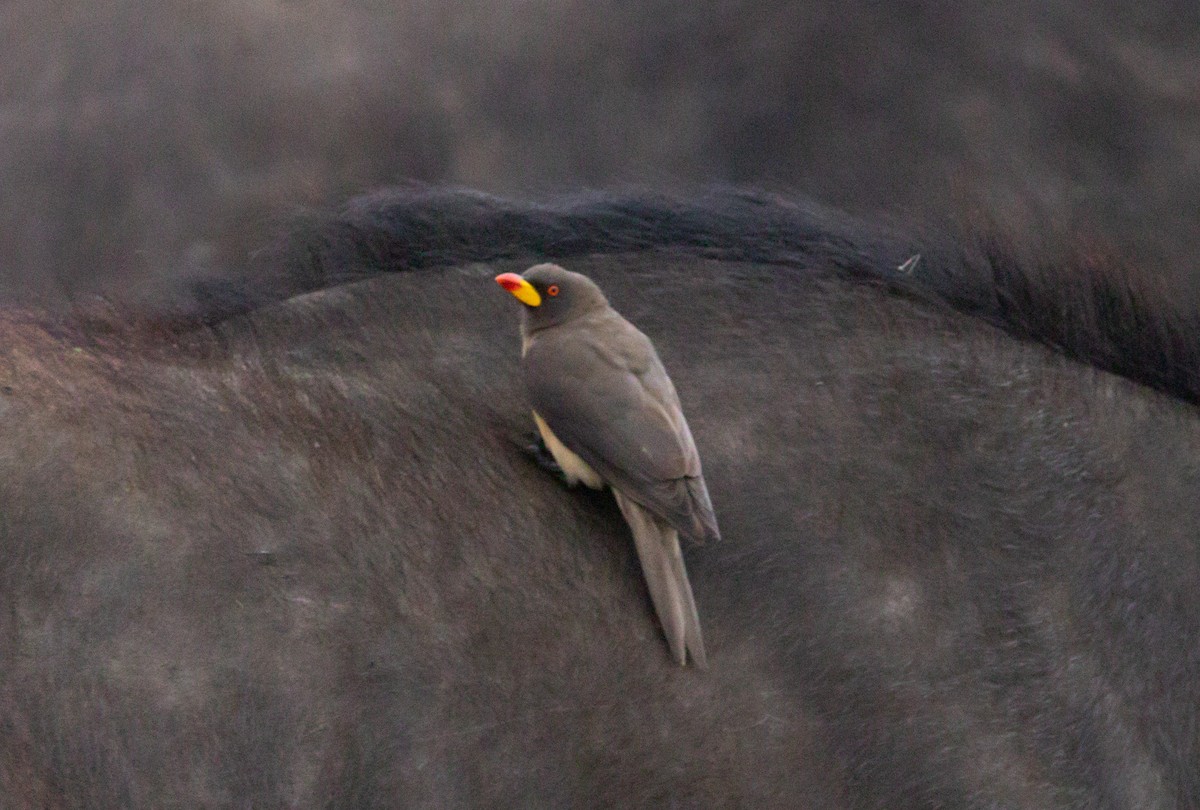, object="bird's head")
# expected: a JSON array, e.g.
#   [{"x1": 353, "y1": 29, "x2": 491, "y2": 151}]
[{"x1": 495, "y1": 263, "x2": 608, "y2": 331}]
